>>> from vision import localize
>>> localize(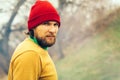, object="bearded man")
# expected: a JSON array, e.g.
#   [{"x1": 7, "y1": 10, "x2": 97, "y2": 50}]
[{"x1": 8, "y1": 0, "x2": 60, "y2": 80}]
